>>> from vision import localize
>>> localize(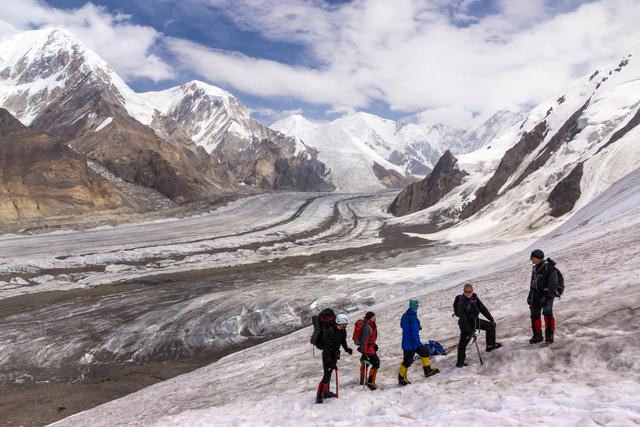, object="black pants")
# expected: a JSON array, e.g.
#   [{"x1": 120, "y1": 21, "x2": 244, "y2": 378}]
[
  {"x1": 361, "y1": 353, "x2": 380, "y2": 370},
  {"x1": 457, "y1": 319, "x2": 495, "y2": 365},
  {"x1": 529, "y1": 292, "x2": 554, "y2": 319},
  {"x1": 320, "y1": 351, "x2": 337, "y2": 386},
  {"x1": 402, "y1": 345, "x2": 429, "y2": 367}
]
